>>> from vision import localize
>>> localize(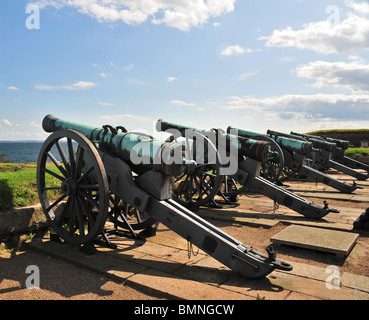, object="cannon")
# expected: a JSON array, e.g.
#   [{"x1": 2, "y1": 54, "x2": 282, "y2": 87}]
[
  {"x1": 36, "y1": 114, "x2": 292, "y2": 279},
  {"x1": 231, "y1": 128, "x2": 359, "y2": 194},
  {"x1": 156, "y1": 120, "x2": 338, "y2": 220},
  {"x1": 290, "y1": 132, "x2": 369, "y2": 181}
]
